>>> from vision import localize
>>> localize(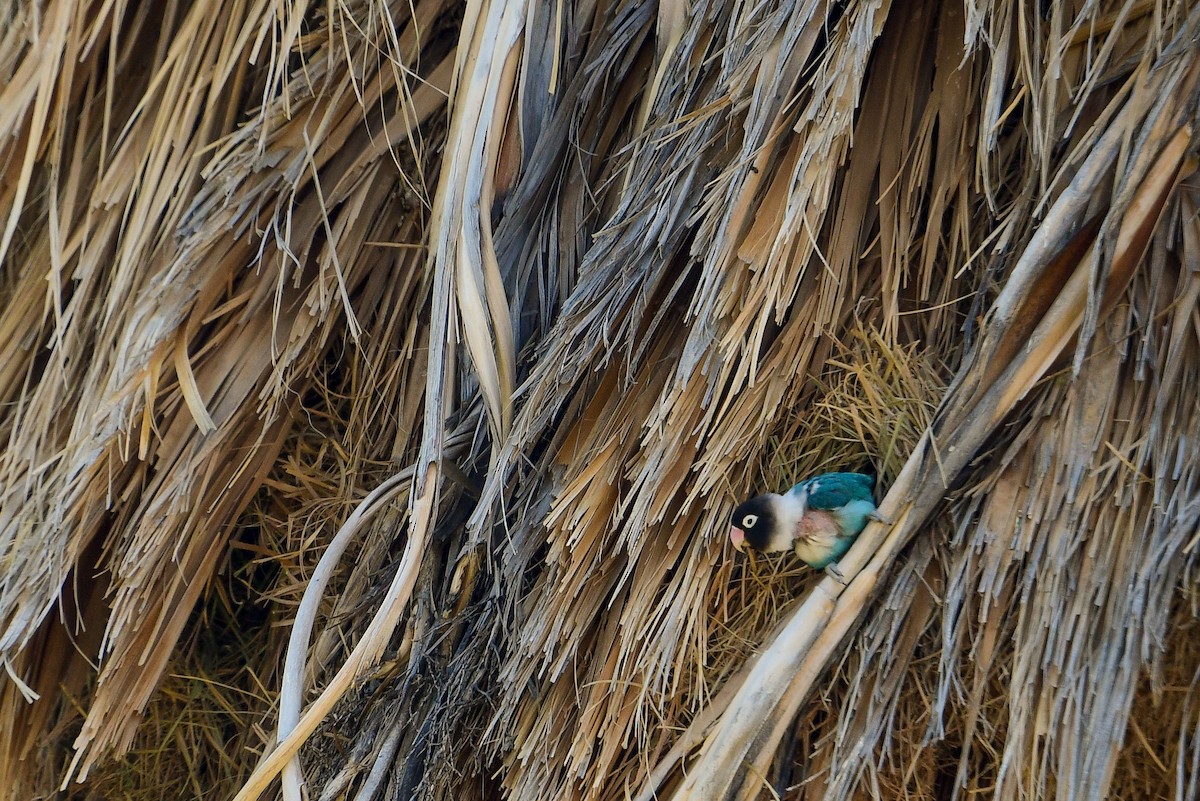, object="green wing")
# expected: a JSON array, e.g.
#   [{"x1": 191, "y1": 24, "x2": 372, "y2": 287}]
[{"x1": 789, "y1": 472, "x2": 874, "y2": 510}]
